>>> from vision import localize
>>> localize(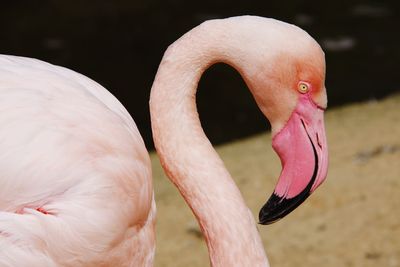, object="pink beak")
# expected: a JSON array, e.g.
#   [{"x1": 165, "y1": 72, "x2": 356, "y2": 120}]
[{"x1": 259, "y1": 94, "x2": 328, "y2": 225}]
